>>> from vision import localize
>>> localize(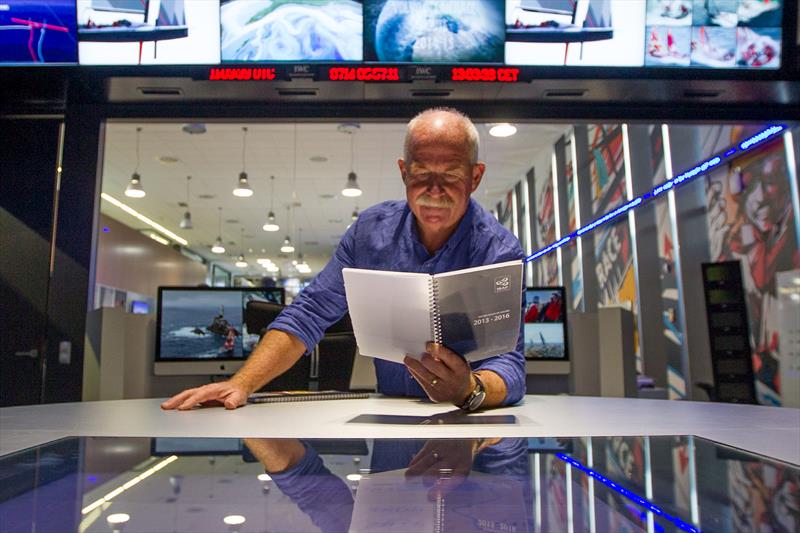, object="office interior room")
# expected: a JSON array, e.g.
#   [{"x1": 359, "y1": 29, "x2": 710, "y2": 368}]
[
  {"x1": 2, "y1": 1, "x2": 800, "y2": 531},
  {"x1": 77, "y1": 119, "x2": 800, "y2": 407}
]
